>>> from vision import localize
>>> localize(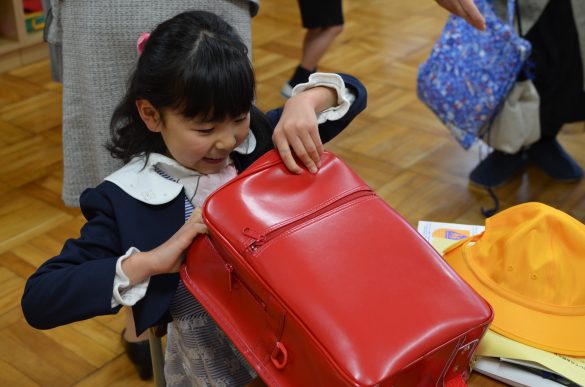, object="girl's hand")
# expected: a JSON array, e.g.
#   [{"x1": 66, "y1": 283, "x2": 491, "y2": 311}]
[
  {"x1": 122, "y1": 209, "x2": 208, "y2": 284},
  {"x1": 435, "y1": 0, "x2": 486, "y2": 30},
  {"x1": 272, "y1": 86, "x2": 337, "y2": 174}
]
